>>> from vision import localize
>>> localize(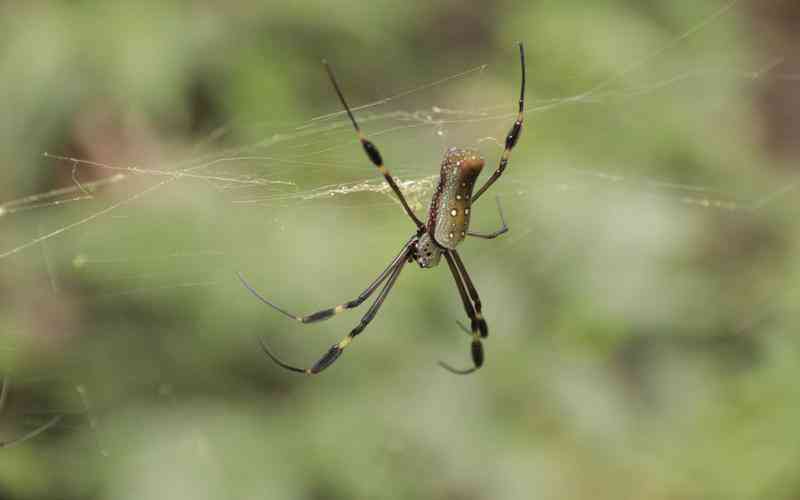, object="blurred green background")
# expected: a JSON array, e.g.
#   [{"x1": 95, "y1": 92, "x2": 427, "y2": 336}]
[{"x1": 2, "y1": 1, "x2": 800, "y2": 499}]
